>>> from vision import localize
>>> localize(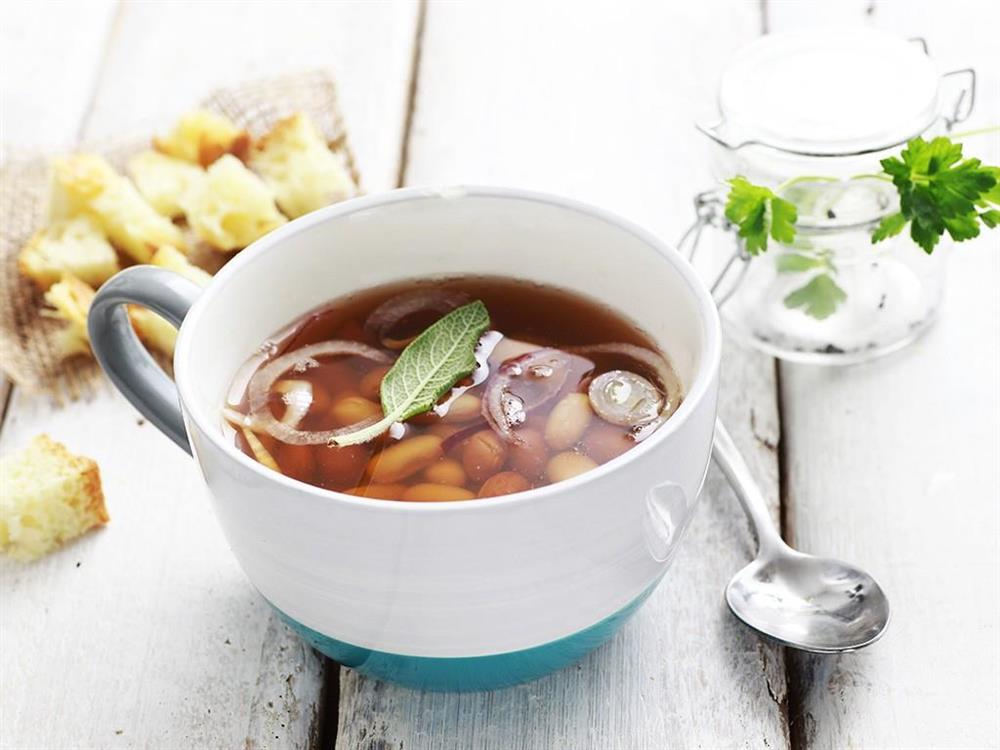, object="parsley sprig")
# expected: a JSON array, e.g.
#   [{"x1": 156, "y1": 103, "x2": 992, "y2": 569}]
[
  {"x1": 873, "y1": 137, "x2": 1000, "y2": 252},
  {"x1": 723, "y1": 177, "x2": 798, "y2": 254},
  {"x1": 720, "y1": 135, "x2": 999, "y2": 319},
  {"x1": 723, "y1": 135, "x2": 999, "y2": 255}
]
